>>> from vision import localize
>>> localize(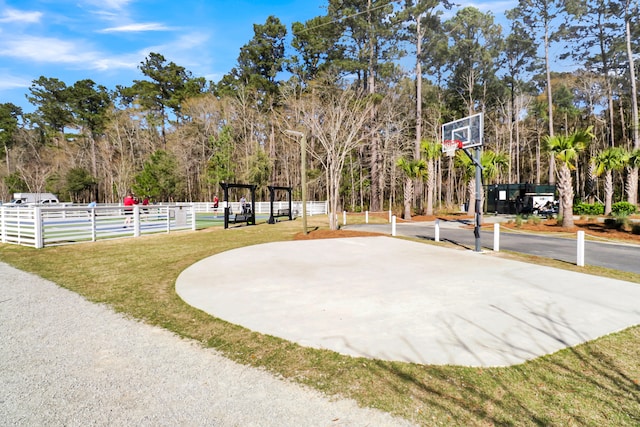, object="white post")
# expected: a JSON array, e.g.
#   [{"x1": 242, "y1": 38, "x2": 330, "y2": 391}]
[
  {"x1": 343, "y1": 210, "x2": 347, "y2": 226},
  {"x1": 133, "y1": 205, "x2": 141, "y2": 237},
  {"x1": 435, "y1": 219, "x2": 440, "y2": 242},
  {"x1": 365, "y1": 211, "x2": 369, "y2": 224},
  {"x1": 577, "y1": 230, "x2": 585, "y2": 267},
  {"x1": 493, "y1": 223, "x2": 500, "y2": 252},
  {"x1": 34, "y1": 206, "x2": 43, "y2": 249},
  {"x1": 1, "y1": 207, "x2": 6, "y2": 243},
  {"x1": 391, "y1": 215, "x2": 397, "y2": 236},
  {"x1": 91, "y1": 209, "x2": 97, "y2": 242}
]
